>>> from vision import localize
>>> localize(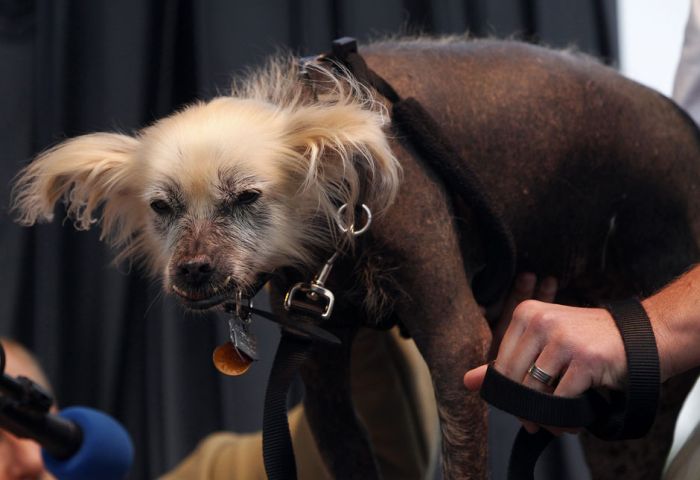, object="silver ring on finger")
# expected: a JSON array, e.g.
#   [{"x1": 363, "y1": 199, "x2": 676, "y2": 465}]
[{"x1": 527, "y1": 363, "x2": 558, "y2": 387}]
